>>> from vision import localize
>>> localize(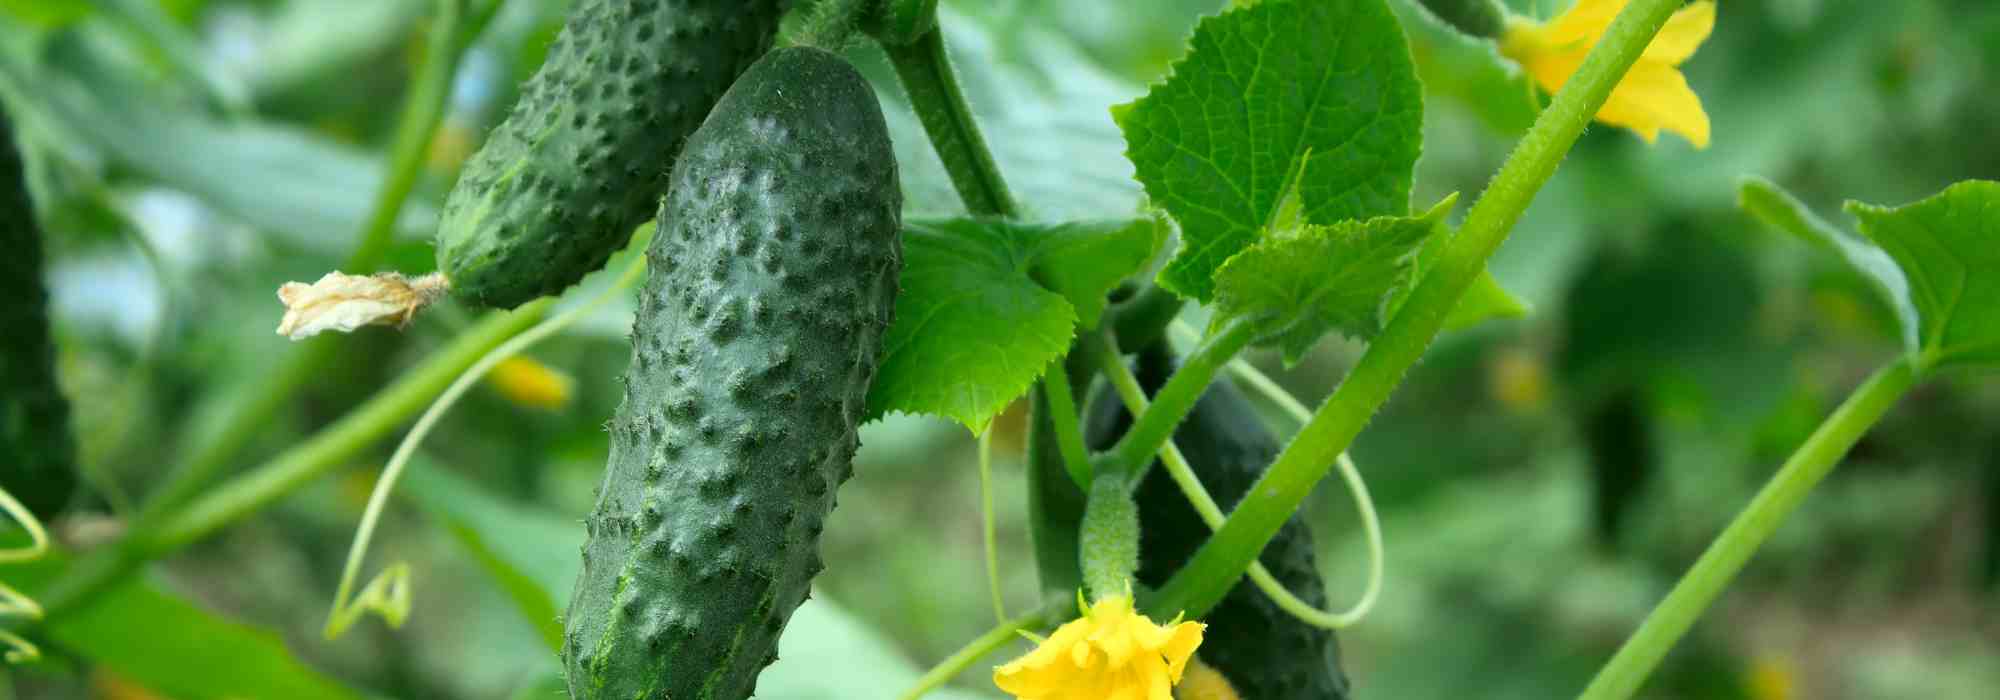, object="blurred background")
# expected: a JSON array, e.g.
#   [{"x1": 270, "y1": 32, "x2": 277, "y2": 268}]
[{"x1": 2, "y1": 0, "x2": 1998, "y2": 698}]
